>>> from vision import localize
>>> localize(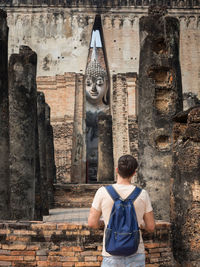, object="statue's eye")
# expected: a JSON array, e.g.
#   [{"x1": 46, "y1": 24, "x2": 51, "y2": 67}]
[
  {"x1": 97, "y1": 78, "x2": 103, "y2": 85},
  {"x1": 87, "y1": 80, "x2": 91, "y2": 86}
]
